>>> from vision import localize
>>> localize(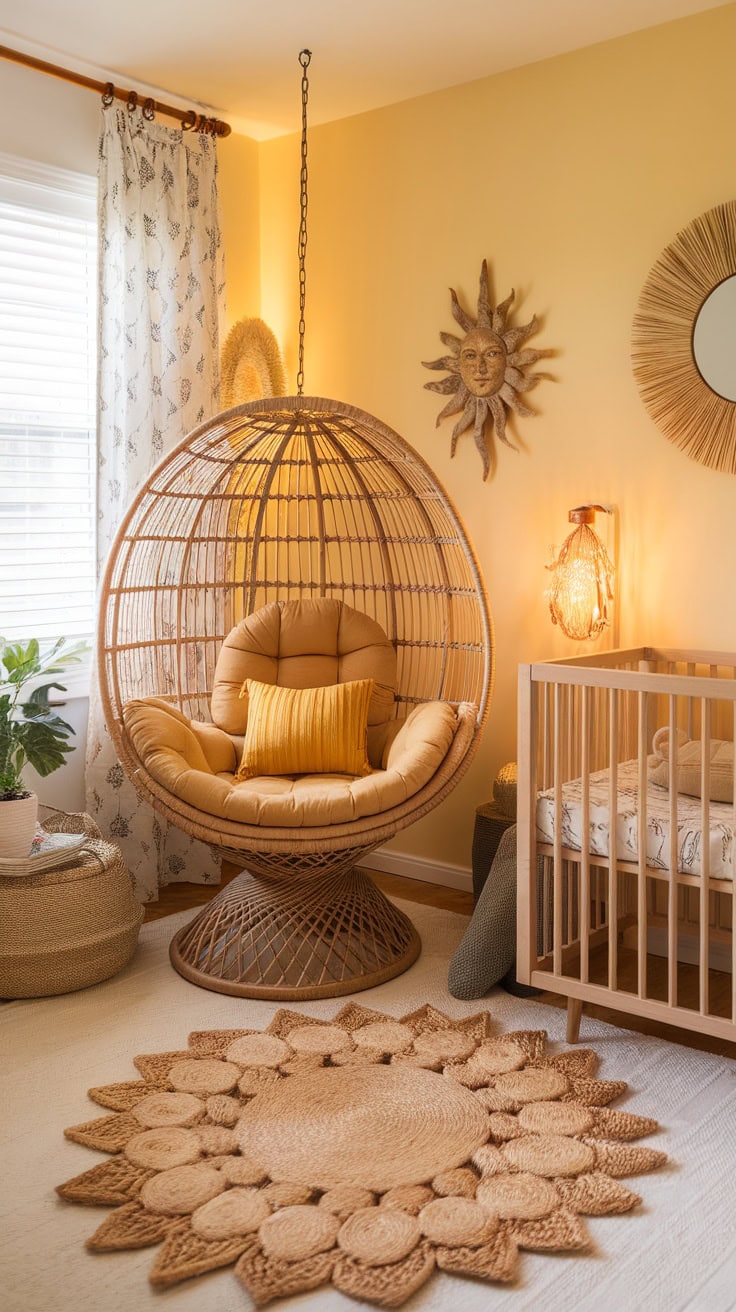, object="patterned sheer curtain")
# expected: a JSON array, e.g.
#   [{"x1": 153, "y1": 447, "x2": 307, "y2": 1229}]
[{"x1": 86, "y1": 107, "x2": 225, "y2": 901}]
